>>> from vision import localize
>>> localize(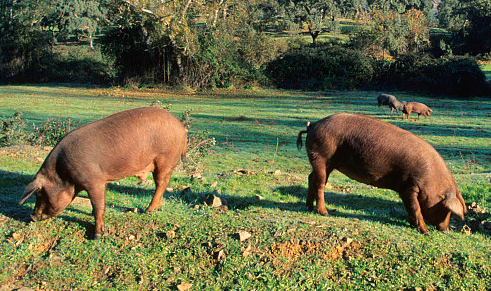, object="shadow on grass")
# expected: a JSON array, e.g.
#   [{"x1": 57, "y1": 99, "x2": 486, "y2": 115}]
[
  {"x1": 2, "y1": 169, "x2": 488, "y2": 237},
  {"x1": 275, "y1": 185, "x2": 409, "y2": 229}
]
